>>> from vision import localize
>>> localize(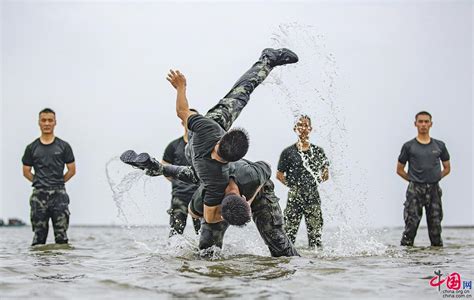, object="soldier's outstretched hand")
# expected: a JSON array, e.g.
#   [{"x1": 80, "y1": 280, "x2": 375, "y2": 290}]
[{"x1": 166, "y1": 69, "x2": 186, "y2": 90}]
